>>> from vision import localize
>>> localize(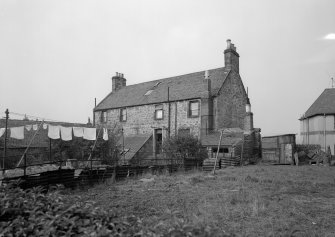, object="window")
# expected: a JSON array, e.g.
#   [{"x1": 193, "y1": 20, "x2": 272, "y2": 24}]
[
  {"x1": 155, "y1": 104, "x2": 163, "y2": 120},
  {"x1": 120, "y1": 108, "x2": 127, "y2": 122},
  {"x1": 144, "y1": 82, "x2": 162, "y2": 96},
  {"x1": 188, "y1": 100, "x2": 200, "y2": 117},
  {"x1": 145, "y1": 90, "x2": 153, "y2": 96},
  {"x1": 100, "y1": 111, "x2": 107, "y2": 123}
]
